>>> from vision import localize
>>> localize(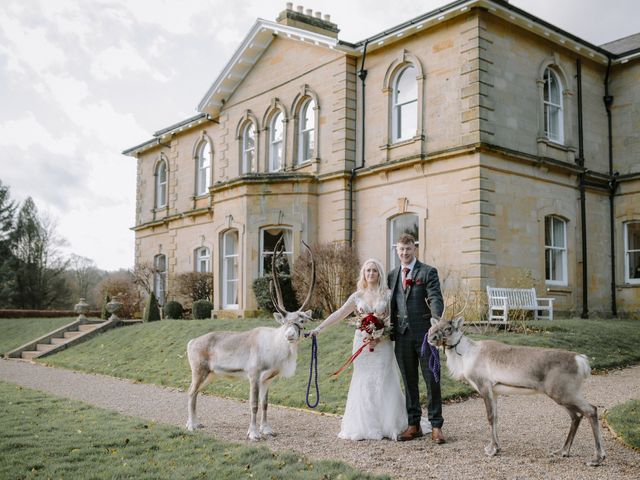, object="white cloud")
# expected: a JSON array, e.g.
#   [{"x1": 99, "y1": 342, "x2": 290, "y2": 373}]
[
  {"x1": 0, "y1": 112, "x2": 79, "y2": 155},
  {"x1": 90, "y1": 42, "x2": 171, "y2": 82}
]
